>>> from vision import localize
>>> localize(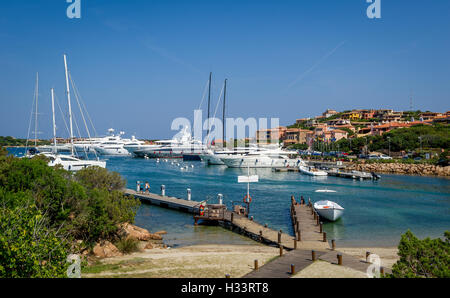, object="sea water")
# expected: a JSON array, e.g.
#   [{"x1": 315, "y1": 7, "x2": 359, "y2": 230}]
[{"x1": 7, "y1": 148, "x2": 450, "y2": 248}]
